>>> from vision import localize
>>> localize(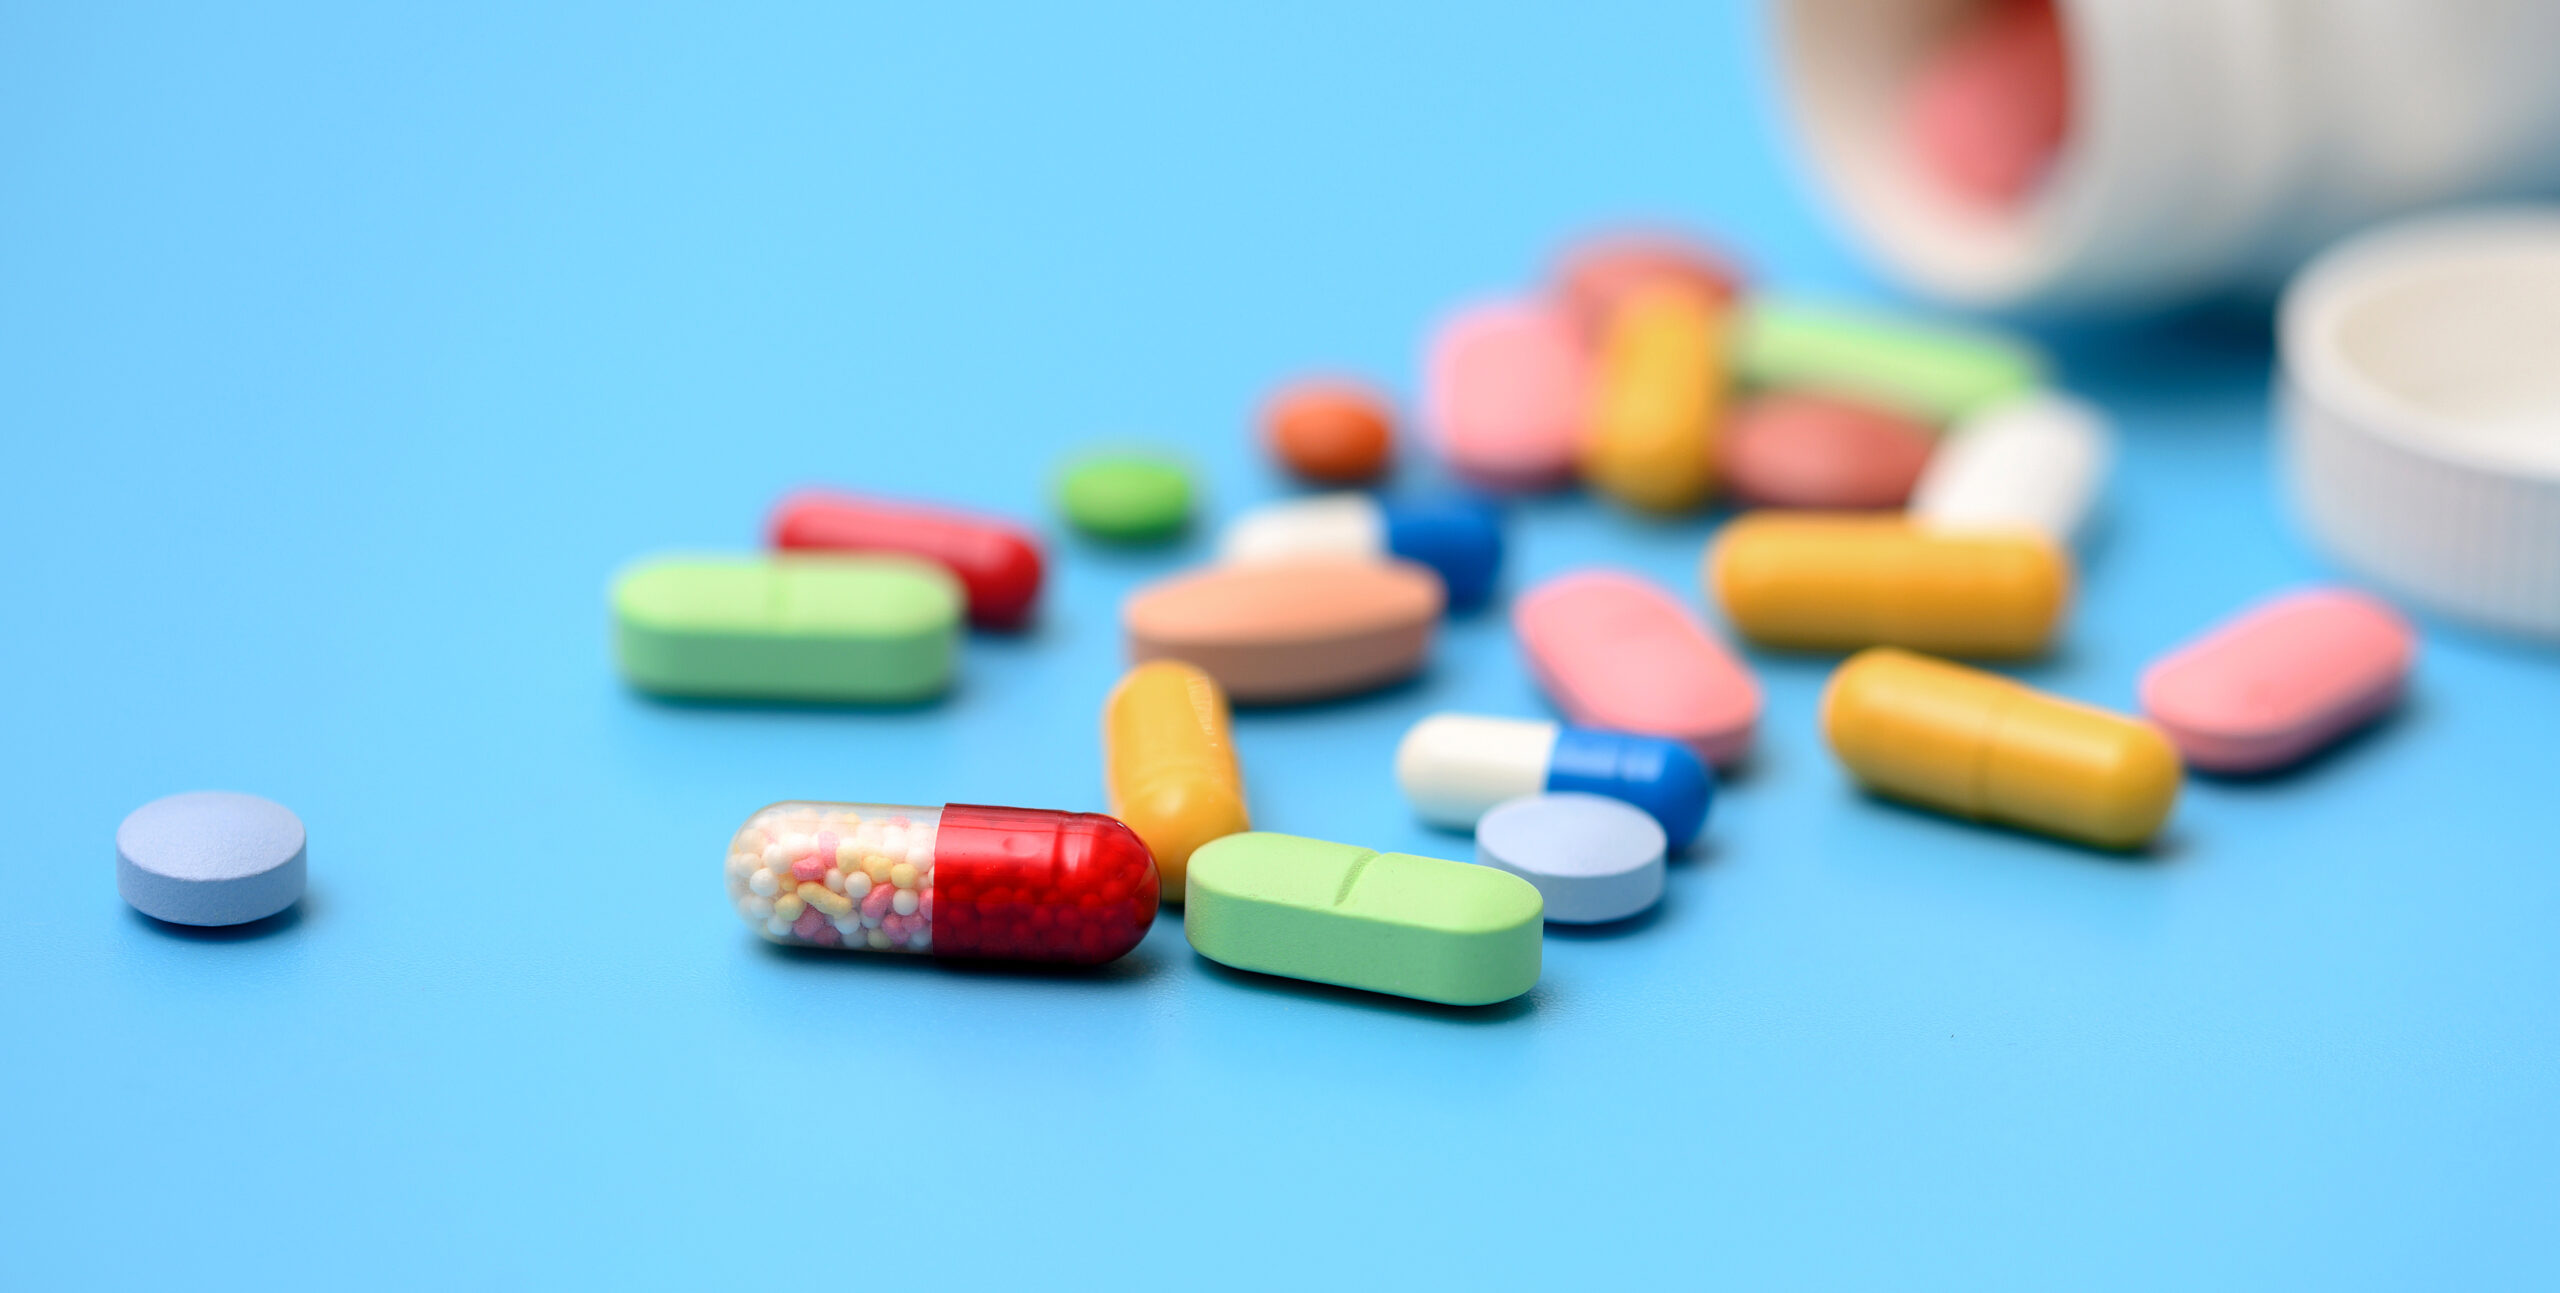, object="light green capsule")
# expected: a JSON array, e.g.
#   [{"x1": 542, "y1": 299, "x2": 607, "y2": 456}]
[
  {"x1": 612, "y1": 554, "x2": 961, "y2": 702},
  {"x1": 1055, "y1": 449, "x2": 1193, "y2": 542},
  {"x1": 1736, "y1": 301, "x2": 2043, "y2": 425},
  {"x1": 1184, "y1": 832, "x2": 1542, "y2": 1006}
]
